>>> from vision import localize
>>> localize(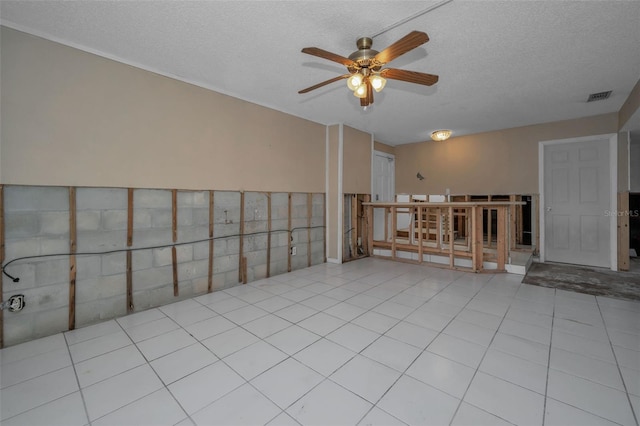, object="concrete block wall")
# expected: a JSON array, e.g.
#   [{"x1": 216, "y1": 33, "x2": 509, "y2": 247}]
[
  {"x1": 76, "y1": 187, "x2": 128, "y2": 327},
  {"x1": 1, "y1": 185, "x2": 326, "y2": 346},
  {"x1": 3, "y1": 186, "x2": 71, "y2": 345}
]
